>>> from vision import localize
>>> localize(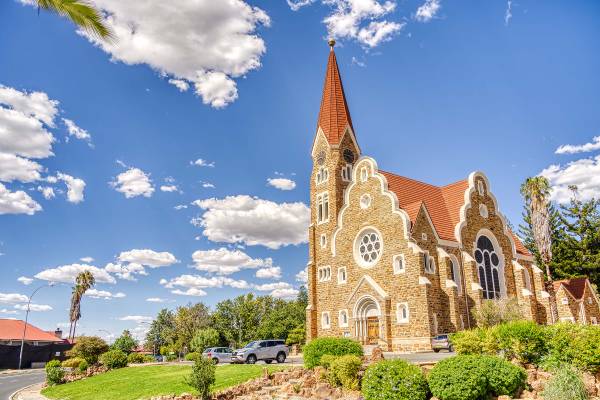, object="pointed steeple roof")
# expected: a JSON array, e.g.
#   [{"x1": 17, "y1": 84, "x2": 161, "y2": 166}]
[{"x1": 316, "y1": 40, "x2": 354, "y2": 145}]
